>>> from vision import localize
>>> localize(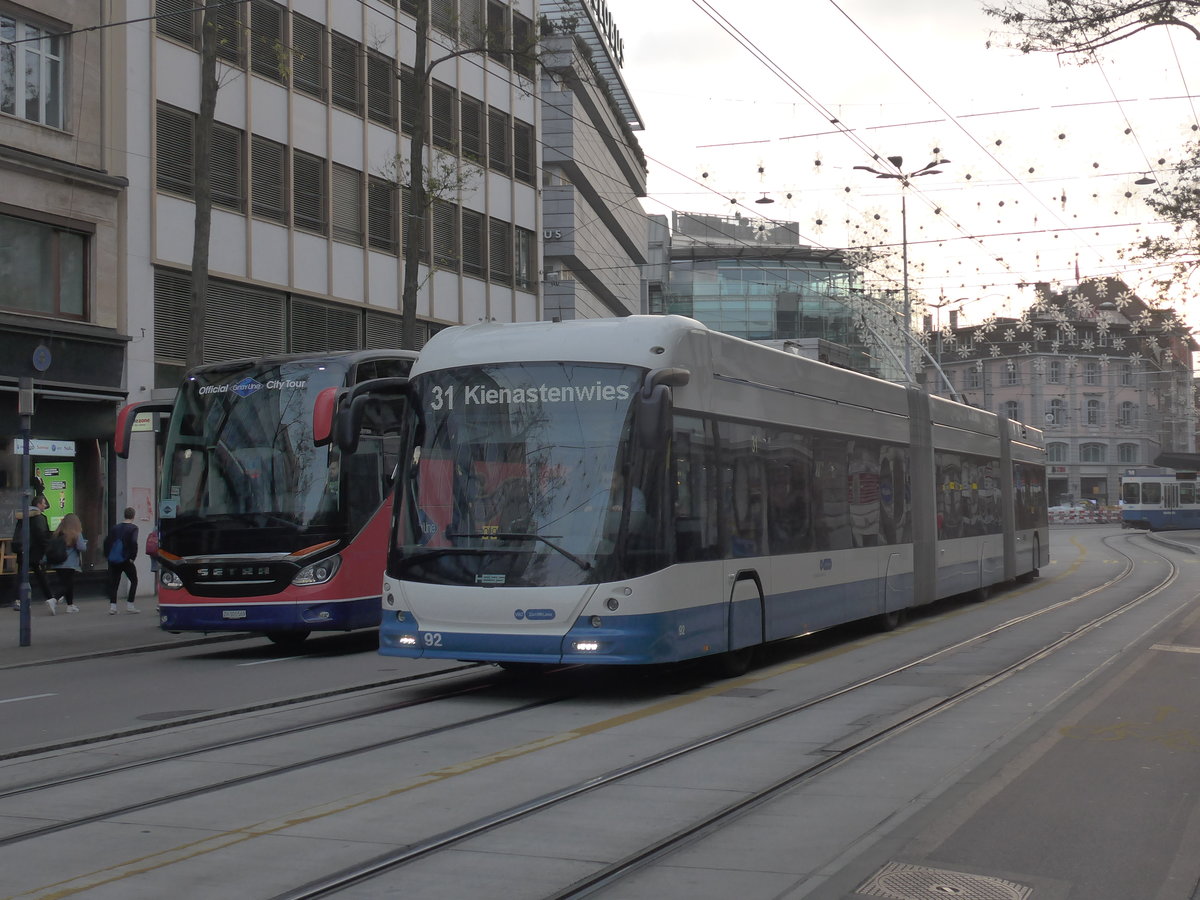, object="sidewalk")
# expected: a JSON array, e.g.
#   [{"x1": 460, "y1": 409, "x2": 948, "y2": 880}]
[{"x1": 2, "y1": 575, "x2": 243, "y2": 668}]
